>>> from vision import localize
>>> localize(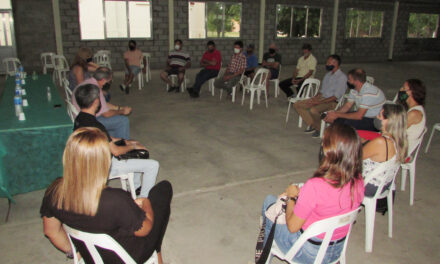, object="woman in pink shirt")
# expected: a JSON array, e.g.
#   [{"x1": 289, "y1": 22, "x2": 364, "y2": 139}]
[{"x1": 261, "y1": 123, "x2": 365, "y2": 263}]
